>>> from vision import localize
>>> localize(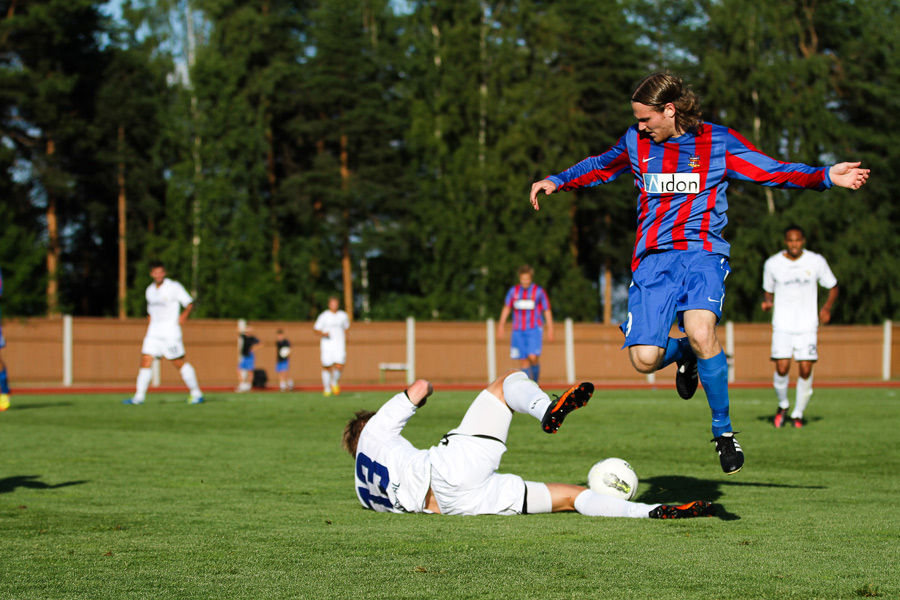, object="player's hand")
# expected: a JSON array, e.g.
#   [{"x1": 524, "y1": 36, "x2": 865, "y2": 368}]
[
  {"x1": 530, "y1": 179, "x2": 558, "y2": 211},
  {"x1": 829, "y1": 162, "x2": 870, "y2": 190},
  {"x1": 406, "y1": 379, "x2": 434, "y2": 407},
  {"x1": 760, "y1": 301, "x2": 773, "y2": 312},
  {"x1": 819, "y1": 307, "x2": 832, "y2": 324},
  {"x1": 496, "y1": 324, "x2": 505, "y2": 339}
]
